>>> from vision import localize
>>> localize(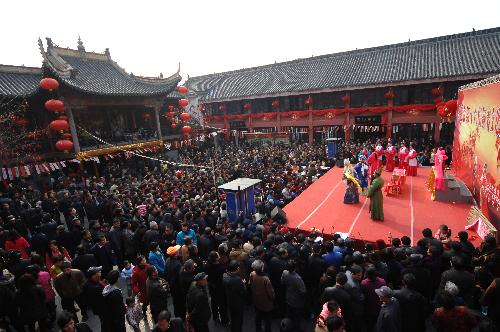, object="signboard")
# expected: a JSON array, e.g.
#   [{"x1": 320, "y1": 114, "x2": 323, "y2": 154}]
[
  {"x1": 453, "y1": 75, "x2": 499, "y2": 229},
  {"x1": 229, "y1": 121, "x2": 246, "y2": 128},
  {"x1": 355, "y1": 115, "x2": 381, "y2": 125}
]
